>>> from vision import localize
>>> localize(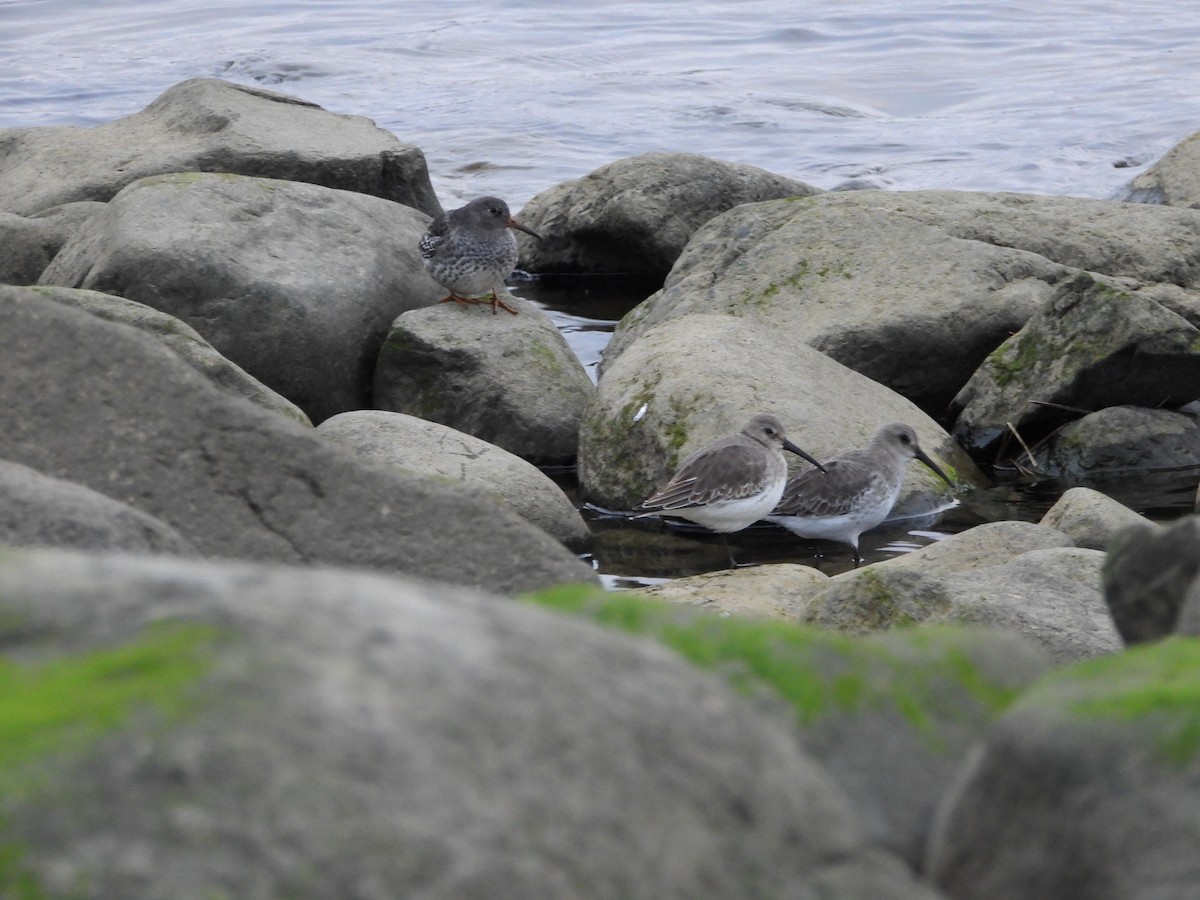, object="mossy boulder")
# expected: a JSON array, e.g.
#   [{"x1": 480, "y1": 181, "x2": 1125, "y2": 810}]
[
  {"x1": 1032, "y1": 405, "x2": 1200, "y2": 476},
  {"x1": 928, "y1": 638, "x2": 1200, "y2": 899},
  {"x1": 579, "y1": 313, "x2": 976, "y2": 512},
  {"x1": 952, "y1": 273, "x2": 1200, "y2": 455},
  {"x1": 529, "y1": 585, "x2": 1051, "y2": 871},
  {"x1": 0, "y1": 549, "x2": 937, "y2": 900}
]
